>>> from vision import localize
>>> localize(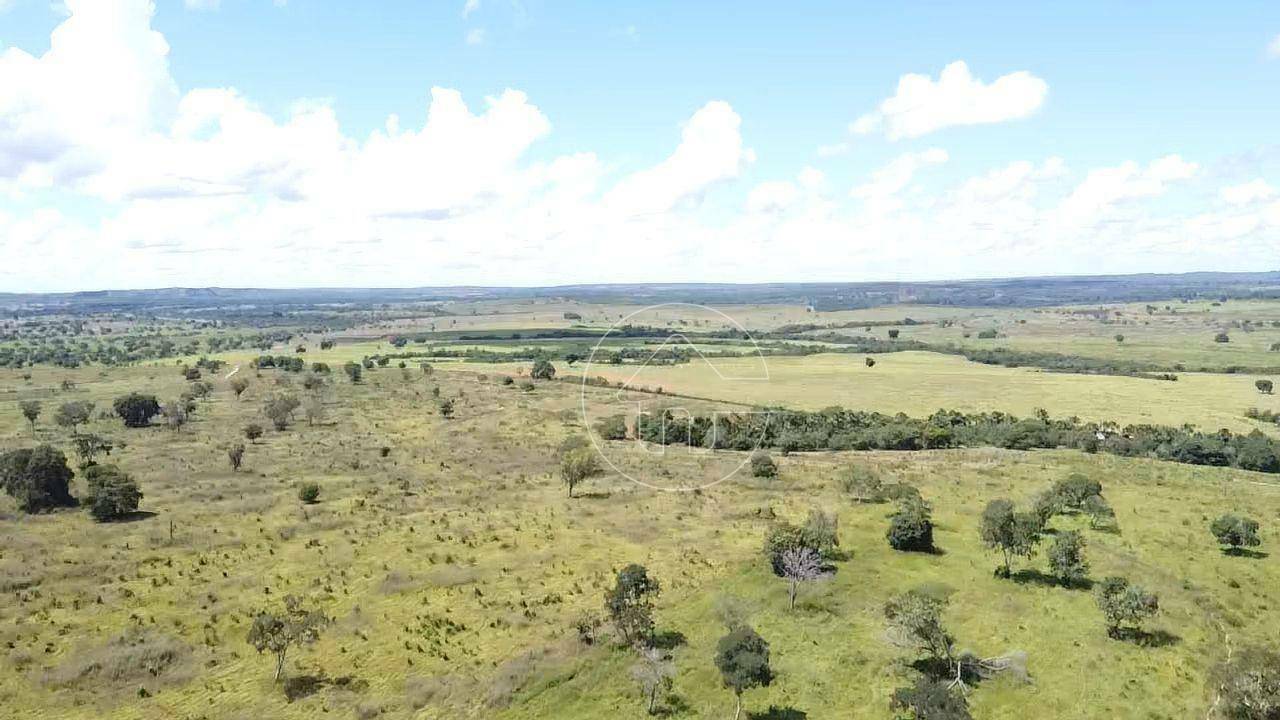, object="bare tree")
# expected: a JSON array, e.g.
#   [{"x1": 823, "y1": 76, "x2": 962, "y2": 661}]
[
  {"x1": 630, "y1": 646, "x2": 675, "y2": 715},
  {"x1": 247, "y1": 595, "x2": 326, "y2": 682},
  {"x1": 779, "y1": 546, "x2": 823, "y2": 611},
  {"x1": 228, "y1": 443, "x2": 245, "y2": 471}
]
